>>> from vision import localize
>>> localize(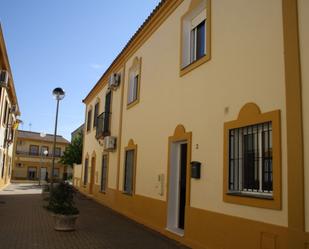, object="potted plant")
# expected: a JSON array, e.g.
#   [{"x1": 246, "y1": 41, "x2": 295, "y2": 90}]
[{"x1": 45, "y1": 181, "x2": 79, "y2": 231}]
